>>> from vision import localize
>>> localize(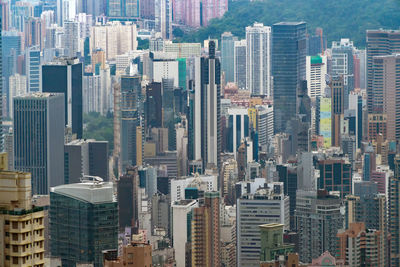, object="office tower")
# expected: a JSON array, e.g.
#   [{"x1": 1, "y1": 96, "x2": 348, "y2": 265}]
[
  {"x1": 0, "y1": 1, "x2": 9, "y2": 31},
  {"x1": 368, "y1": 113, "x2": 387, "y2": 141},
  {"x1": 306, "y1": 55, "x2": 327, "y2": 98},
  {"x1": 201, "y1": 0, "x2": 228, "y2": 27},
  {"x1": 172, "y1": 199, "x2": 199, "y2": 267},
  {"x1": 0, "y1": 168, "x2": 45, "y2": 267},
  {"x1": 118, "y1": 167, "x2": 139, "y2": 231},
  {"x1": 370, "y1": 54, "x2": 400, "y2": 141},
  {"x1": 363, "y1": 145, "x2": 376, "y2": 181},
  {"x1": 272, "y1": 22, "x2": 307, "y2": 133},
  {"x1": 151, "y1": 193, "x2": 170, "y2": 236},
  {"x1": 146, "y1": 82, "x2": 162, "y2": 128},
  {"x1": 61, "y1": 21, "x2": 79, "y2": 57},
  {"x1": 308, "y1": 27, "x2": 326, "y2": 56},
  {"x1": 150, "y1": 52, "x2": 179, "y2": 87},
  {"x1": 331, "y1": 76, "x2": 344, "y2": 147},
  {"x1": 170, "y1": 174, "x2": 218, "y2": 203},
  {"x1": 14, "y1": 93, "x2": 65, "y2": 195},
  {"x1": 366, "y1": 29, "x2": 400, "y2": 113},
  {"x1": 236, "y1": 183, "x2": 289, "y2": 267},
  {"x1": 120, "y1": 75, "x2": 142, "y2": 171},
  {"x1": 248, "y1": 105, "x2": 274, "y2": 151},
  {"x1": 296, "y1": 190, "x2": 343, "y2": 263},
  {"x1": 277, "y1": 164, "x2": 298, "y2": 228},
  {"x1": 337, "y1": 223, "x2": 384, "y2": 266},
  {"x1": 8, "y1": 74, "x2": 27, "y2": 119},
  {"x1": 104, "y1": 241, "x2": 152, "y2": 267},
  {"x1": 50, "y1": 179, "x2": 118, "y2": 267},
  {"x1": 107, "y1": 0, "x2": 139, "y2": 17},
  {"x1": 64, "y1": 139, "x2": 109, "y2": 184},
  {"x1": 91, "y1": 22, "x2": 138, "y2": 60},
  {"x1": 191, "y1": 191, "x2": 221, "y2": 267},
  {"x1": 390, "y1": 155, "x2": 400, "y2": 265},
  {"x1": 221, "y1": 32, "x2": 237, "y2": 83},
  {"x1": 348, "y1": 93, "x2": 363, "y2": 148},
  {"x1": 155, "y1": 0, "x2": 172, "y2": 40},
  {"x1": 57, "y1": 0, "x2": 76, "y2": 26},
  {"x1": 246, "y1": 23, "x2": 271, "y2": 96},
  {"x1": 318, "y1": 157, "x2": 352, "y2": 198},
  {"x1": 42, "y1": 57, "x2": 83, "y2": 138},
  {"x1": 331, "y1": 39, "x2": 355, "y2": 109},
  {"x1": 164, "y1": 42, "x2": 202, "y2": 58},
  {"x1": 234, "y1": 39, "x2": 246, "y2": 90},
  {"x1": 259, "y1": 224, "x2": 294, "y2": 262},
  {"x1": 26, "y1": 46, "x2": 40, "y2": 93},
  {"x1": 202, "y1": 41, "x2": 221, "y2": 168},
  {"x1": 226, "y1": 107, "x2": 249, "y2": 154}
]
